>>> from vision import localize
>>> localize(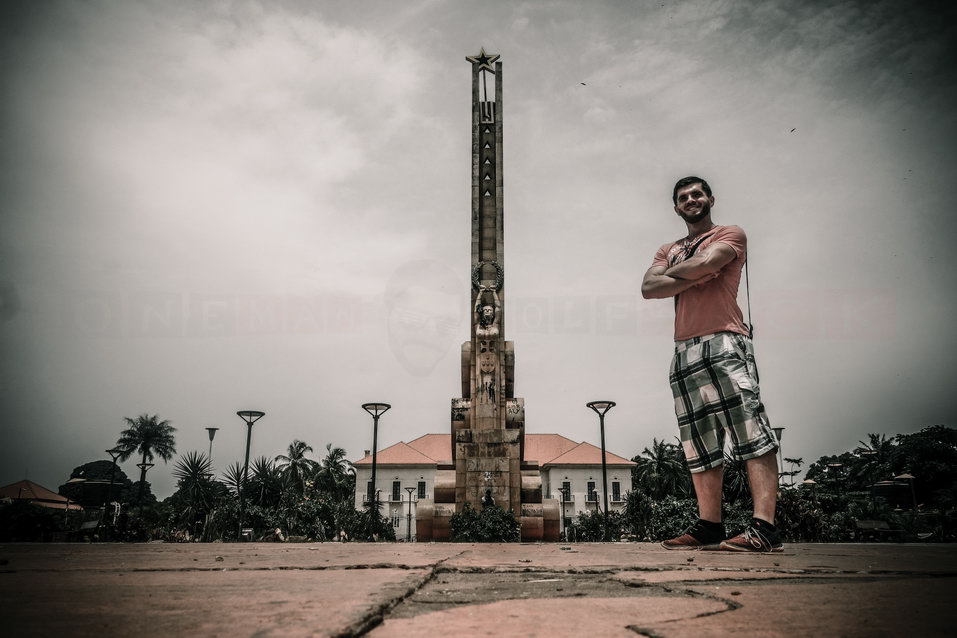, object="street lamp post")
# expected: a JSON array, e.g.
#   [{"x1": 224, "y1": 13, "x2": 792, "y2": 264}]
[
  {"x1": 559, "y1": 486, "x2": 568, "y2": 541},
  {"x1": 206, "y1": 427, "x2": 219, "y2": 465},
  {"x1": 405, "y1": 486, "x2": 416, "y2": 542},
  {"x1": 105, "y1": 448, "x2": 123, "y2": 508},
  {"x1": 361, "y1": 403, "x2": 391, "y2": 512},
  {"x1": 586, "y1": 401, "x2": 616, "y2": 542},
  {"x1": 100, "y1": 448, "x2": 124, "y2": 538},
  {"x1": 236, "y1": 410, "x2": 265, "y2": 540}
]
